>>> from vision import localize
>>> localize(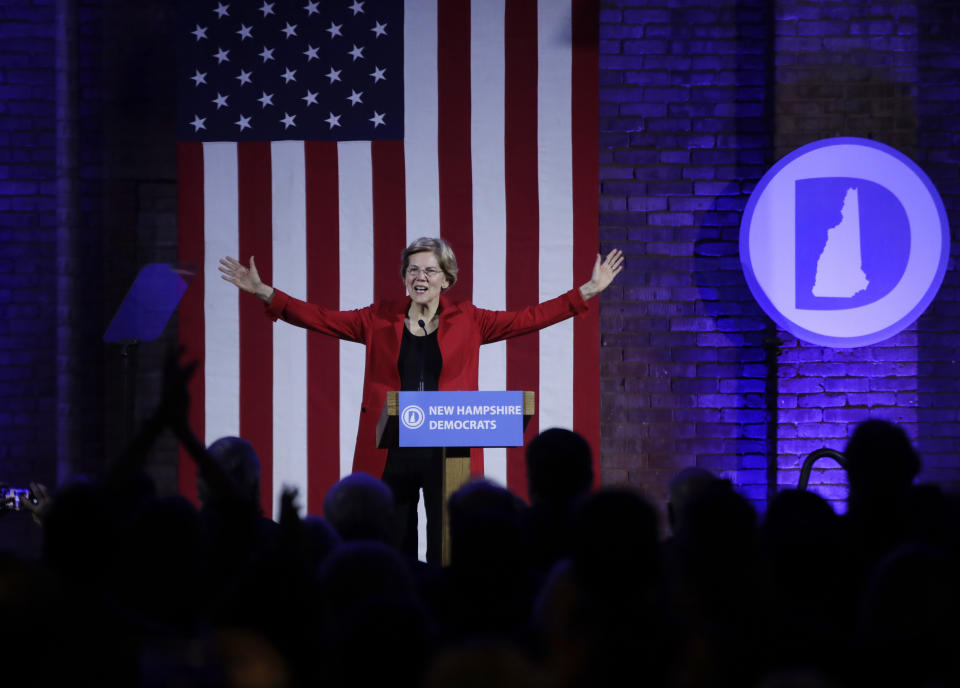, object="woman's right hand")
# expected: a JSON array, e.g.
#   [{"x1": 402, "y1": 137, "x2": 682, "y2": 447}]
[{"x1": 219, "y1": 256, "x2": 274, "y2": 303}]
